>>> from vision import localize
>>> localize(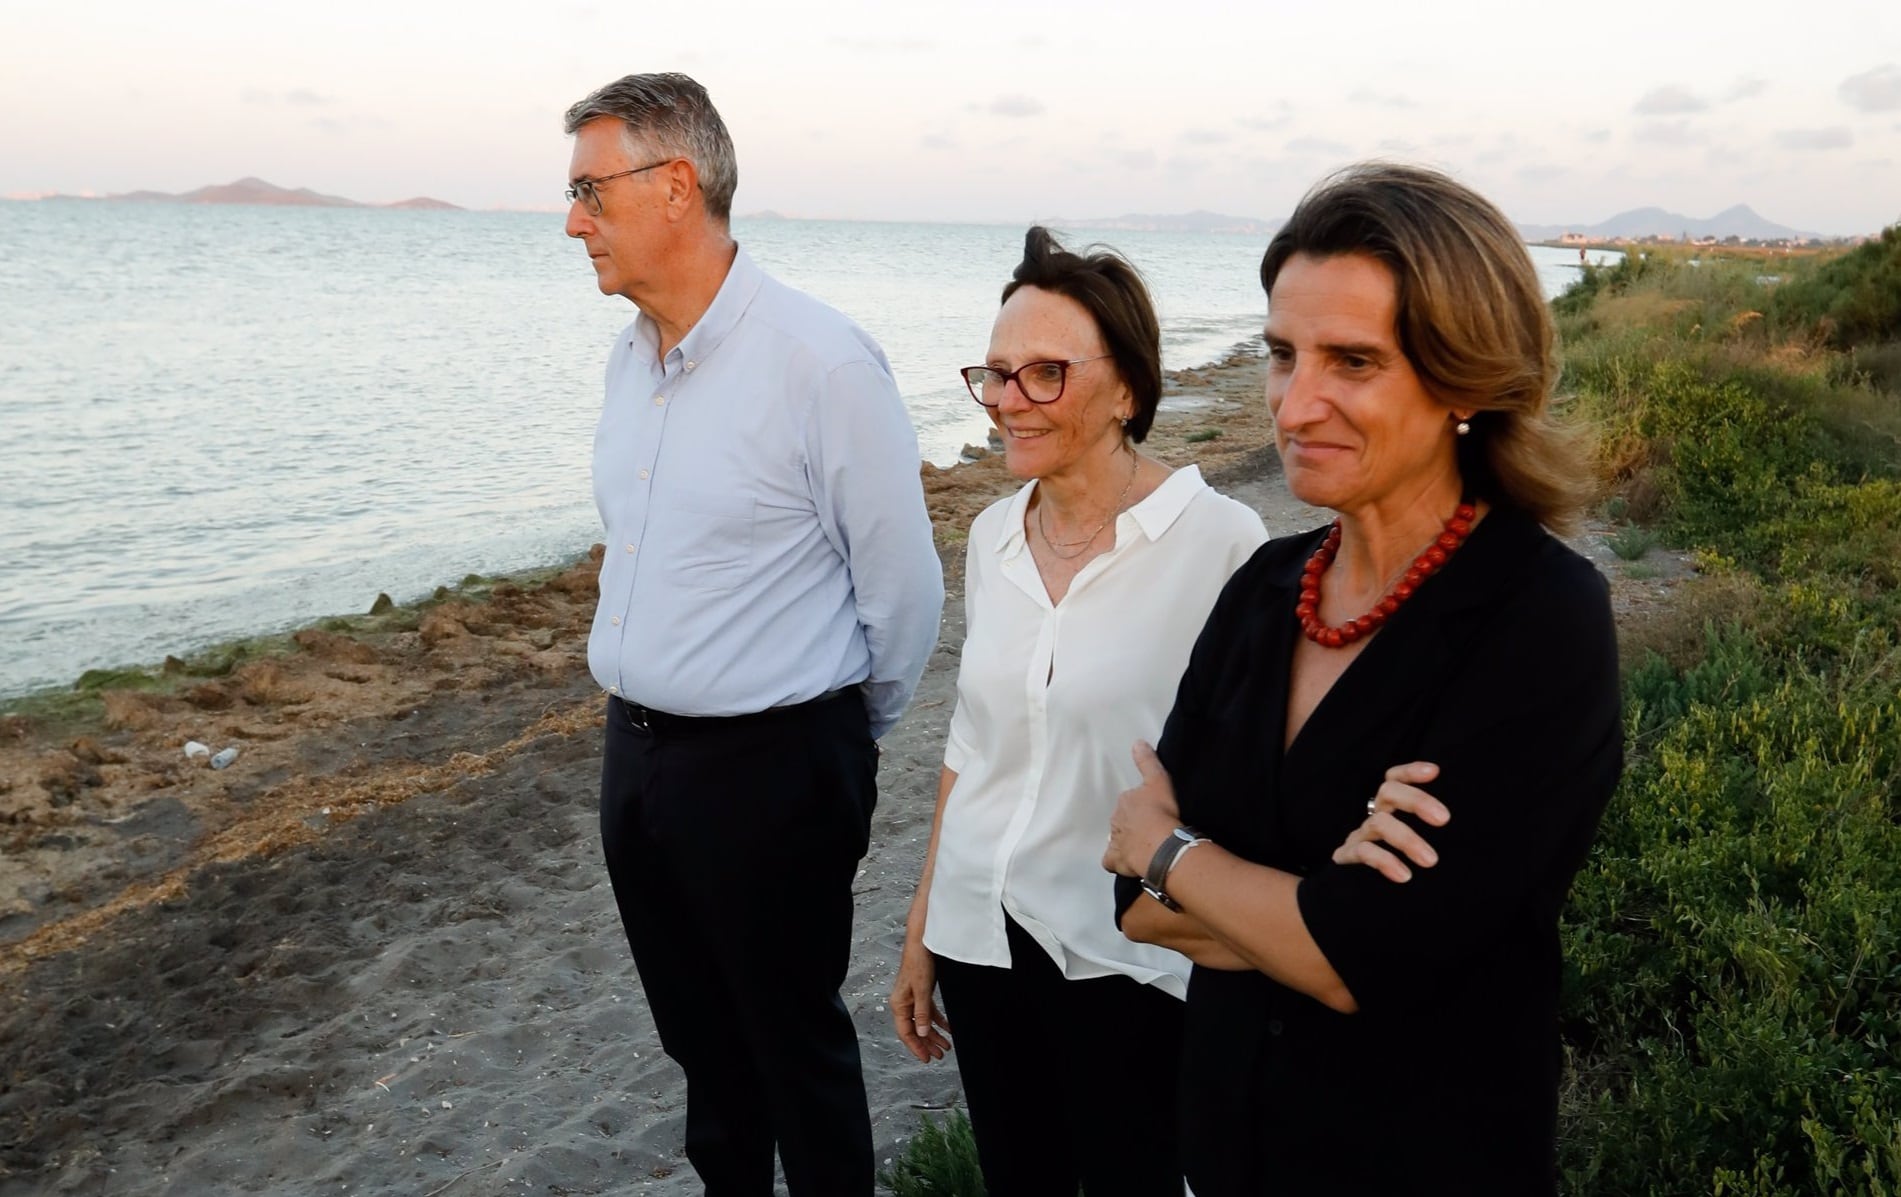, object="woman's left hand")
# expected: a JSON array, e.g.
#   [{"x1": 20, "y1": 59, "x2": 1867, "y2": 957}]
[
  {"x1": 1333, "y1": 761, "x2": 1452, "y2": 883},
  {"x1": 1103, "y1": 741, "x2": 1182, "y2": 877}
]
